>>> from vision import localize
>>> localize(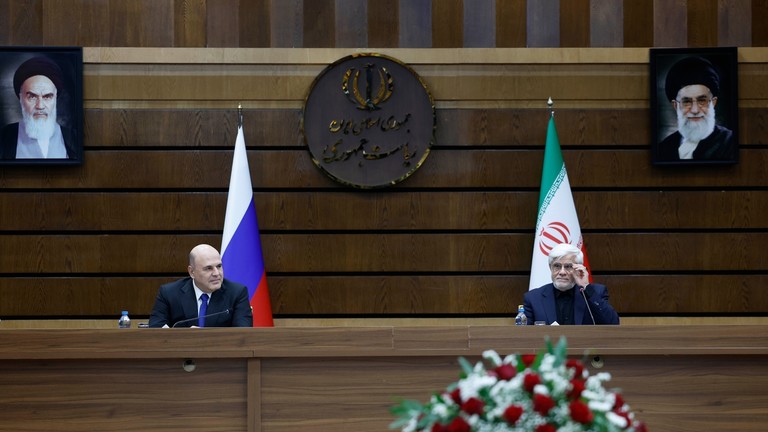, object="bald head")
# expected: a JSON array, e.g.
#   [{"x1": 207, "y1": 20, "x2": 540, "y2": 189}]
[{"x1": 187, "y1": 244, "x2": 224, "y2": 293}]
